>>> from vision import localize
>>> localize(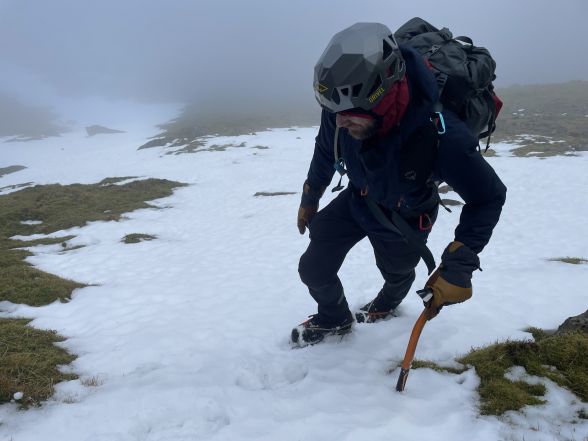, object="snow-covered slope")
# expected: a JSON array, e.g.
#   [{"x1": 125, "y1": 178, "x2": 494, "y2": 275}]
[{"x1": 0, "y1": 106, "x2": 587, "y2": 441}]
